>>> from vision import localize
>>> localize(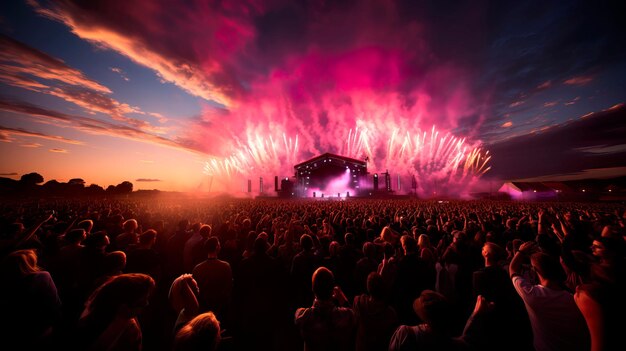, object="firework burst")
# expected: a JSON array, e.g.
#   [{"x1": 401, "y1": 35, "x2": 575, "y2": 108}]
[{"x1": 203, "y1": 124, "x2": 490, "y2": 197}]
